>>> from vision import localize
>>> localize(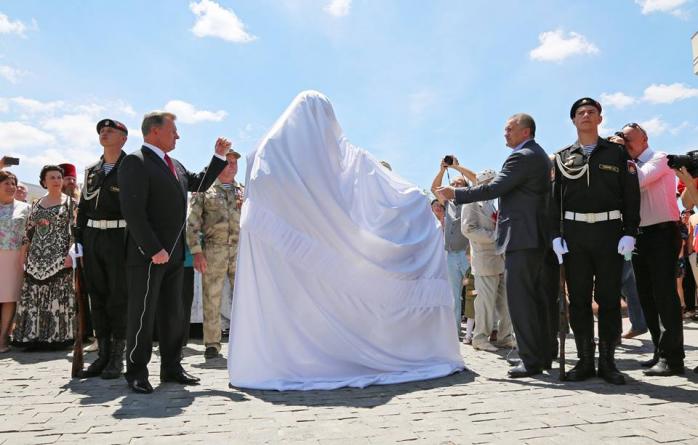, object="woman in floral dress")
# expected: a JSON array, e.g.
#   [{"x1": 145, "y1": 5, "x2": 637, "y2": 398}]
[
  {"x1": 13, "y1": 165, "x2": 75, "y2": 349},
  {"x1": 0, "y1": 170, "x2": 30, "y2": 352}
]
